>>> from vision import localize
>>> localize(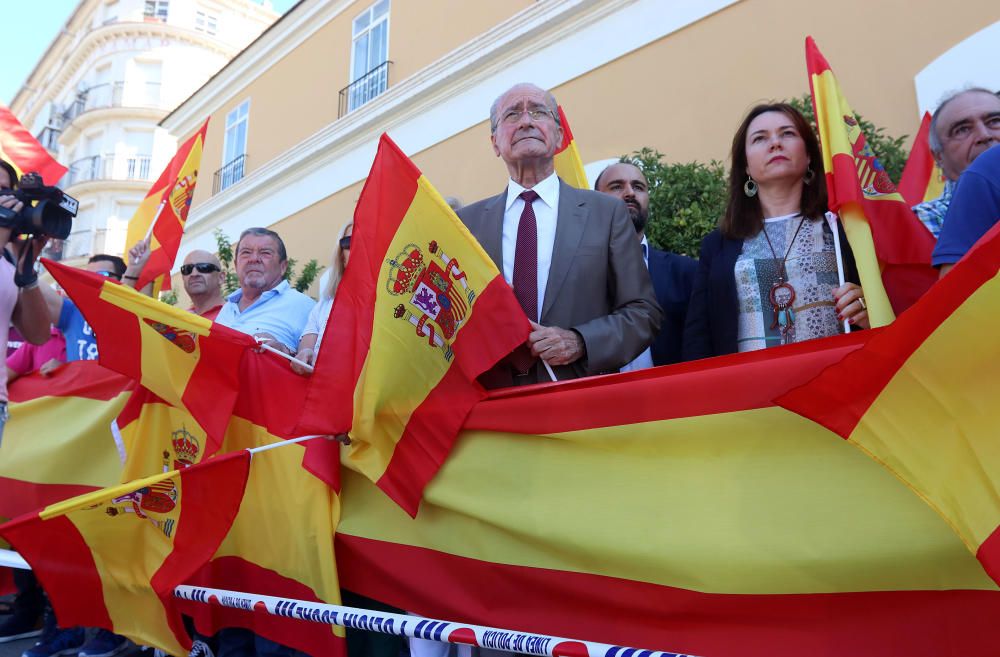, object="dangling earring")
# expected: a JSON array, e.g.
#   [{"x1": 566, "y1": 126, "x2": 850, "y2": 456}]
[
  {"x1": 744, "y1": 174, "x2": 758, "y2": 198},
  {"x1": 803, "y1": 168, "x2": 815, "y2": 185}
]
